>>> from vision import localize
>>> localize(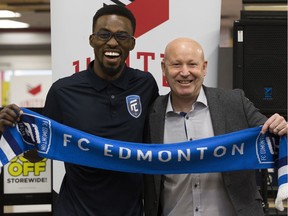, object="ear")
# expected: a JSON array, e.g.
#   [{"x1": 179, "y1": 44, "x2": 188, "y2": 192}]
[
  {"x1": 129, "y1": 37, "x2": 136, "y2": 51},
  {"x1": 202, "y1": 60, "x2": 208, "y2": 77},
  {"x1": 89, "y1": 35, "x2": 94, "y2": 47},
  {"x1": 161, "y1": 59, "x2": 166, "y2": 76}
]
